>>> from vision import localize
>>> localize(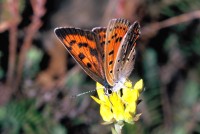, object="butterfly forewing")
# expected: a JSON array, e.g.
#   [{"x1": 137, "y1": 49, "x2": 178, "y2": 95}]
[
  {"x1": 54, "y1": 28, "x2": 105, "y2": 85},
  {"x1": 113, "y1": 21, "x2": 140, "y2": 81},
  {"x1": 104, "y1": 19, "x2": 131, "y2": 86}
]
